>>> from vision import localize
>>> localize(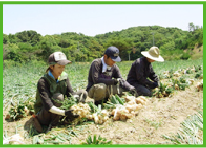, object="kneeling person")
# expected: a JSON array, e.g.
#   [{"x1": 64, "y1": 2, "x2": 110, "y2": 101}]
[
  {"x1": 33, "y1": 52, "x2": 88, "y2": 133},
  {"x1": 86, "y1": 46, "x2": 136, "y2": 105},
  {"x1": 127, "y1": 47, "x2": 164, "y2": 97}
]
